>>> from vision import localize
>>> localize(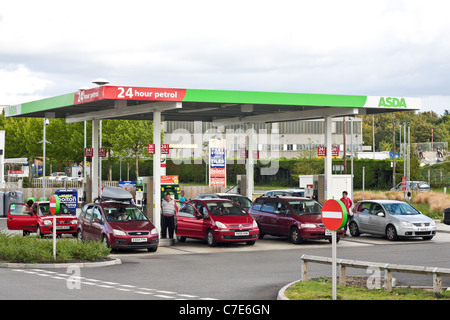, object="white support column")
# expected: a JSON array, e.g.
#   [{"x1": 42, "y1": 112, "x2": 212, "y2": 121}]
[
  {"x1": 0, "y1": 130, "x2": 4, "y2": 189},
  {"x1": 99, "y1": 120, "x2": 102, "y2": 191},
  {"x1": 246, "y1": 123, "x2": 255, "y2": 200},
  {"x1": 92, "y1": 120, "x2": 99, "y2": 201},
  {"x1": 325, "y1": 116, "x2": 333, "y2": 200},
  {"x1": 153, "y1": 111, "x2": 162, "y2": 233}
]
